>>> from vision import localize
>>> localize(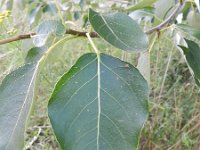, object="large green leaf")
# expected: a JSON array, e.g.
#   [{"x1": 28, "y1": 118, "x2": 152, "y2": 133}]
[
  {"x1": 89, "y1": 9, "x2": 148, "y2": 52},
  {"x1": 0, "y1": 36, "x2": 76, "y2": 150},
  {"x1": 0, "y1": 63, "x2": 39, "y2": 150},
  {"x1": 48, "y1": 53, "x2": 149, "y2": 150},
  {"x1": 176, "y1": 24, "x2": 200, "y2": 41},
  {"x1": 126, "y1": 0, "x2": 157, "y2": 12},
  {"x1": 179, "y1": 39, "x2": 200, "y2": 85}
]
